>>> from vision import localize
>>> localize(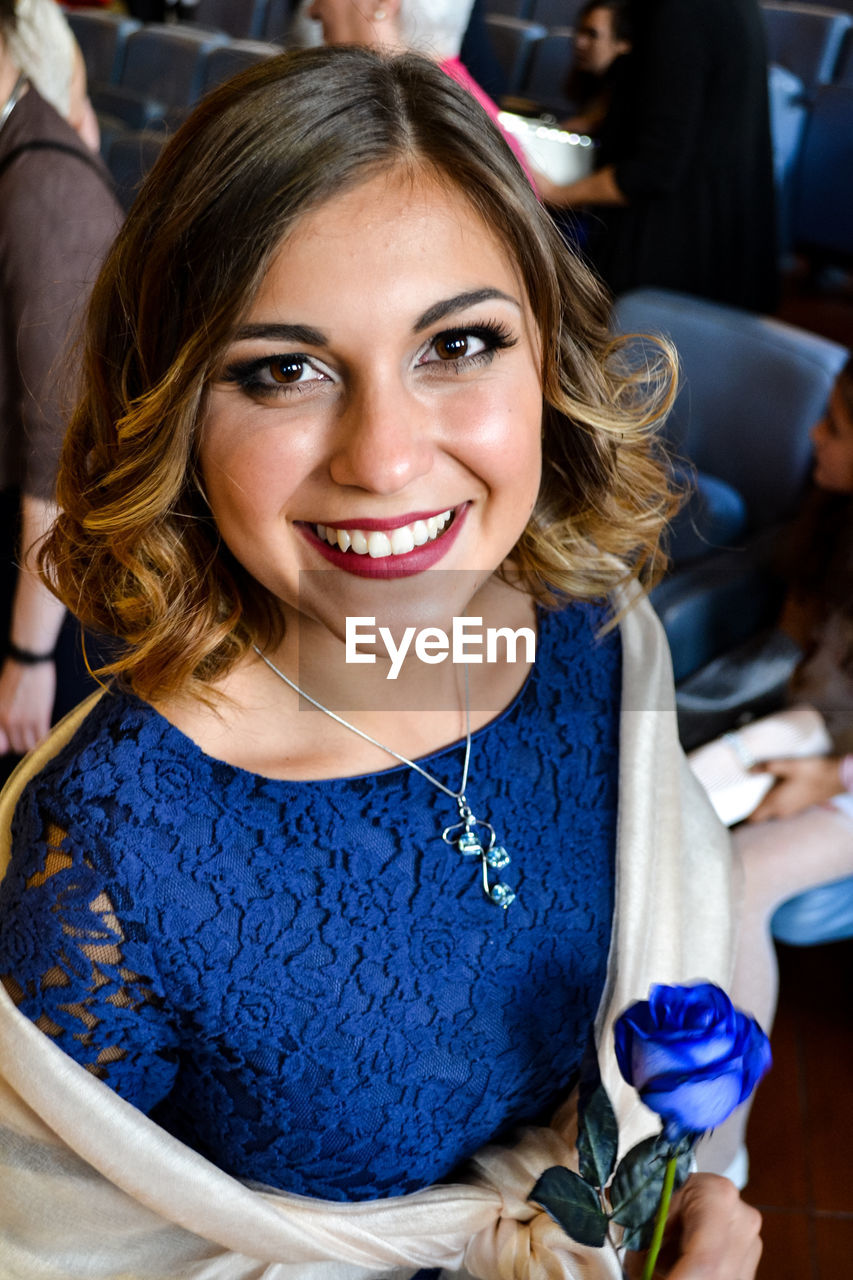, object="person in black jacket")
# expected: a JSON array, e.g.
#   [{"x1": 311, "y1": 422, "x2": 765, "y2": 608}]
[{"x1": 540, "y1": 0, "x2": 778, "y2": 312}]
